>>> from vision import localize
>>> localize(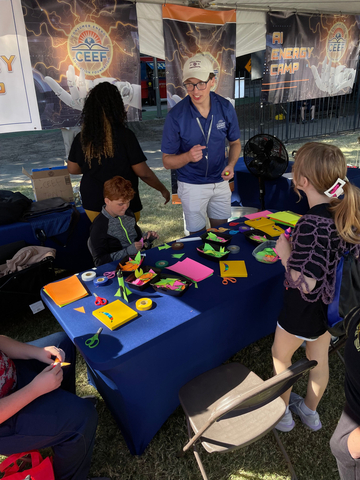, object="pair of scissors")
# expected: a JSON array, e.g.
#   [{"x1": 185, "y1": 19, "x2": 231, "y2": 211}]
[
  {"x1": 103, "y1": 271, "x2": 116, "y2": 279},
  {"x1": 93, "y1": 293, "x2": 108, "y2": 306},
  {"x1": 85, "y1": 327, "x2": 103, "y2": 348},
  {"x1": 222, "y1": 277, "x2": 237, "y2": 285}
]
